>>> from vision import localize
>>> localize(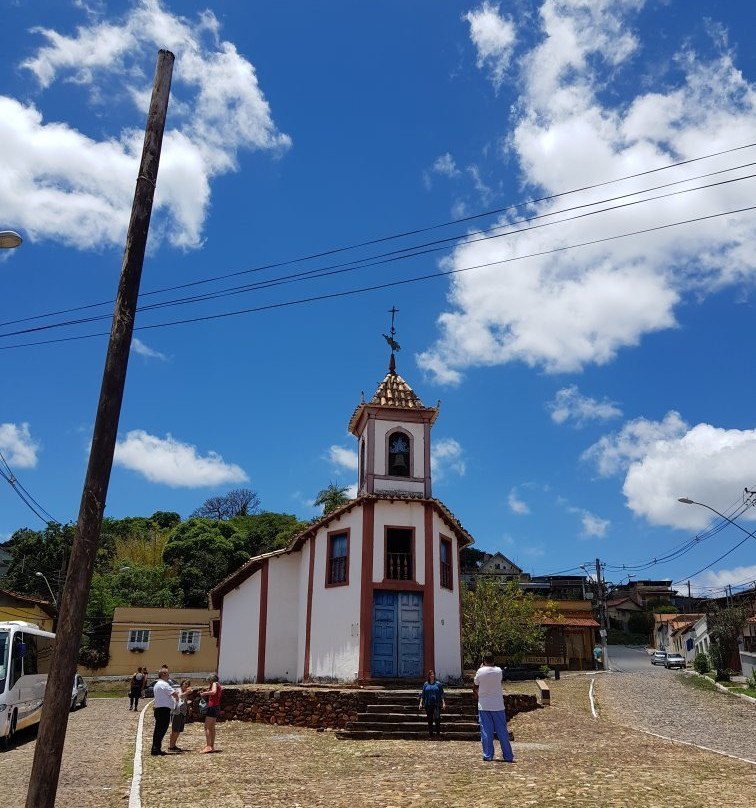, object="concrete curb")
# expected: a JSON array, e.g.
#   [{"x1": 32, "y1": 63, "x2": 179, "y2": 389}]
[{"x1": 128, "y1": 700, "x2": 152, "y2": 808}]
